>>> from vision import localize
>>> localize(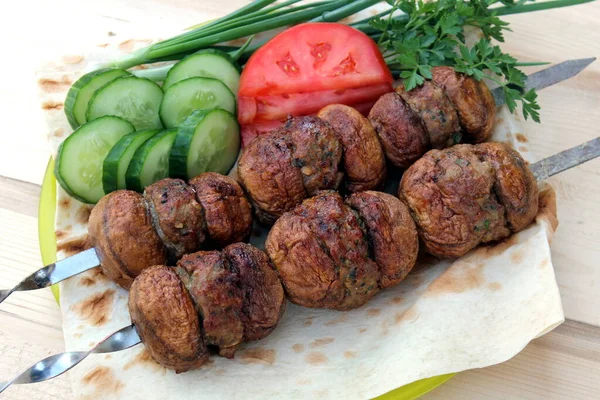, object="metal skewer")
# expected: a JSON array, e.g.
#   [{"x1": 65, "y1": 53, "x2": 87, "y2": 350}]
[
  {"x1": 1, "y1": 137, "x2": 599, "y2": 394},
  {"x1": 0, "y1": 248, "x2": 99, "y2": 304},
  {"x1": 0, "y1": 325, "x2": 140, "y2": 394},
  {"x1": 491, "y1": 57, "x2": 596, "y2": 106},
  {"x1": 530, "y1": 136, "x2": 600, "y2": 181}
]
